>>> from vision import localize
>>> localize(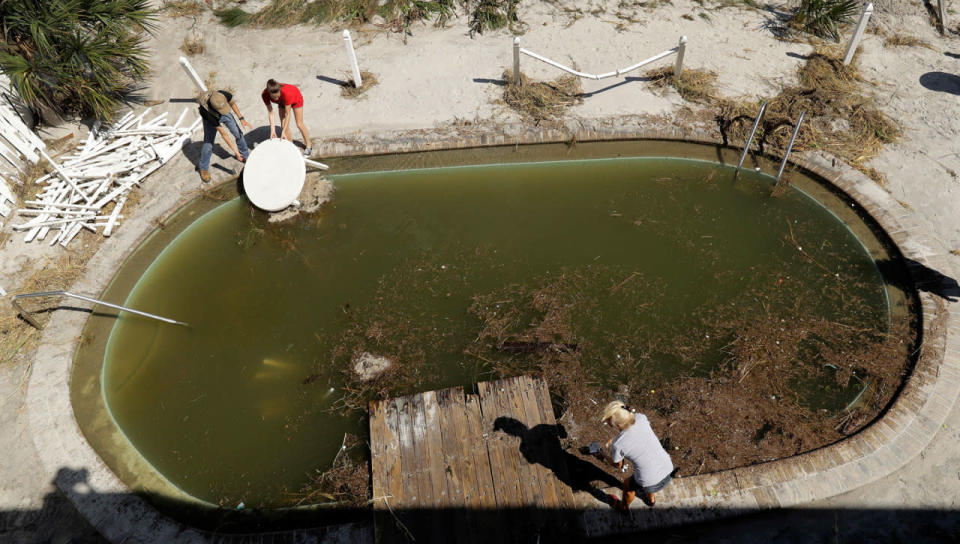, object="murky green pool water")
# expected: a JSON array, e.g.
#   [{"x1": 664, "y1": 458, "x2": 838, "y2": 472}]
[{"x1": 101, "y1": 157, "x2": 889, "y2": 507}]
